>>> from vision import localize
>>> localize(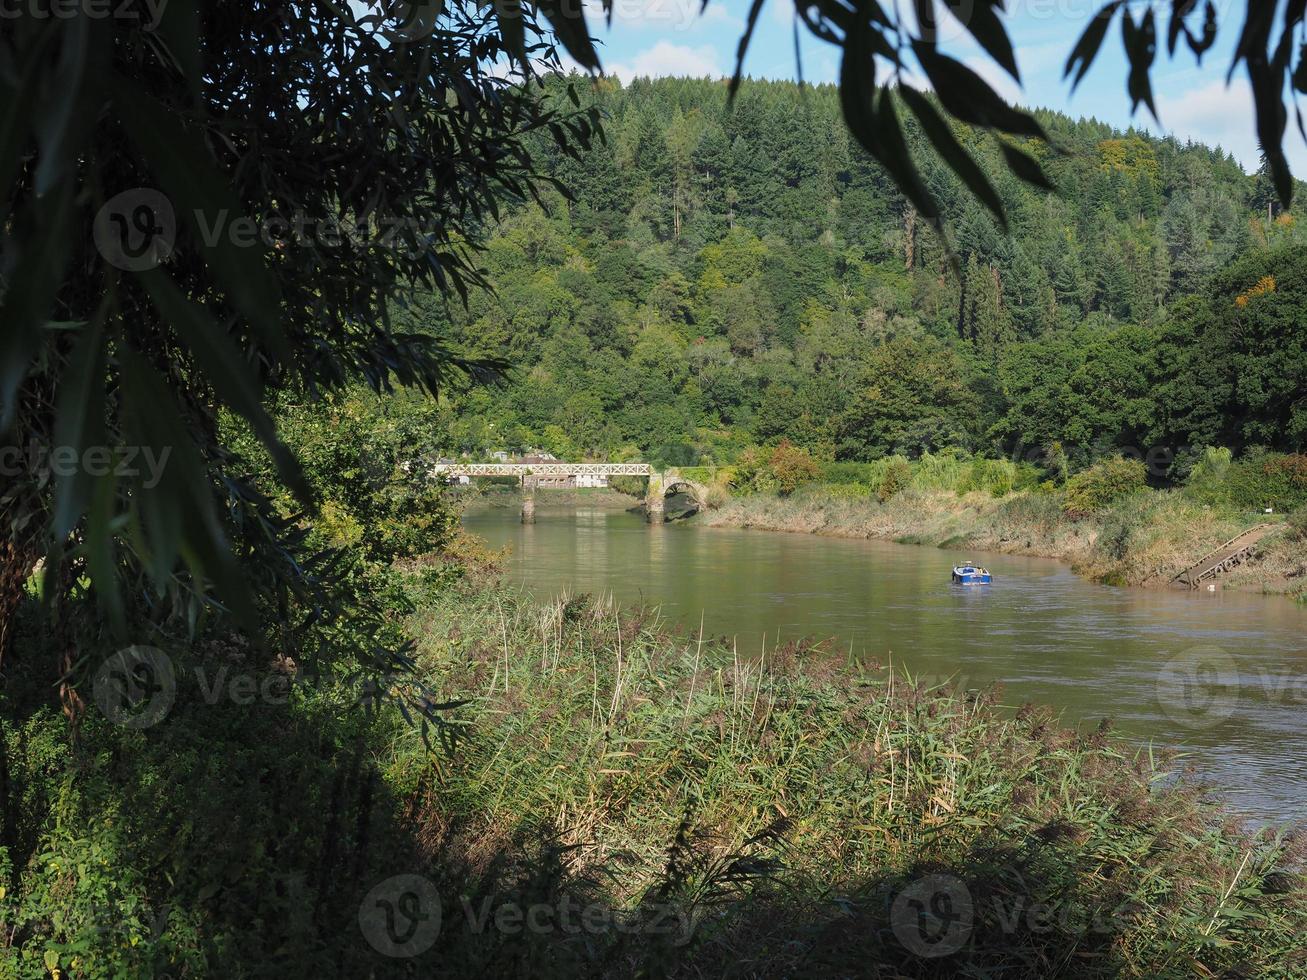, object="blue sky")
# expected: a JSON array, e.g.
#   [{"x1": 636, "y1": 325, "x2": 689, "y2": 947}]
[{"x1": 576, "y1": 0, "x2": 1306, "y2": 174}]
